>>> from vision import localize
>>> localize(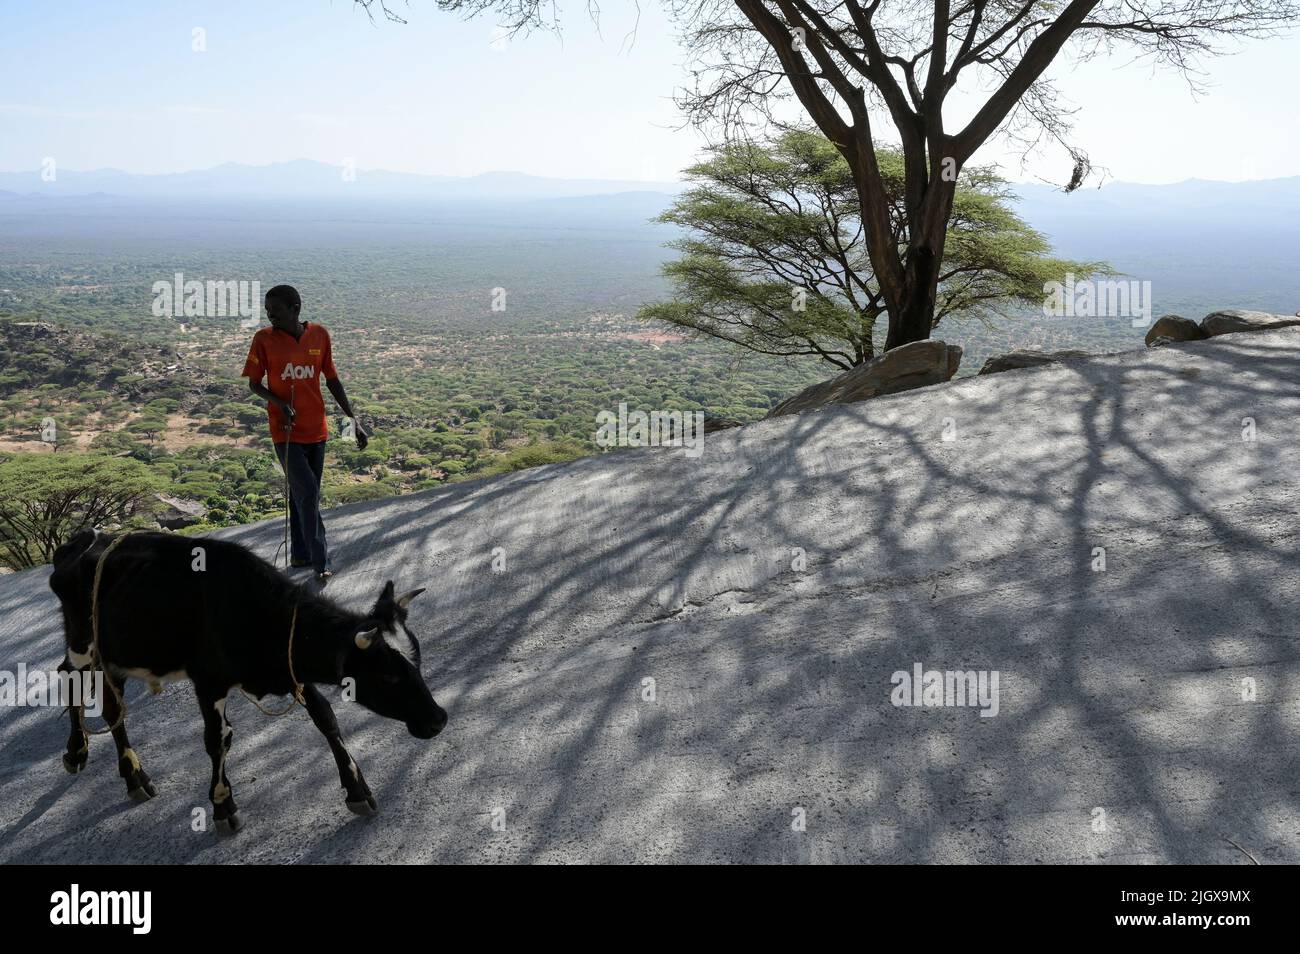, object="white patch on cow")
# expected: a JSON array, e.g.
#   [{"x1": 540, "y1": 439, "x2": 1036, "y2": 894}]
[
  {"x1": 348, "y1": 760, "x2": 359, "y2": 782},
  {"x1": 68, "y1": 649, "x2": 93, "y2": 668},
  {"x1": 120, "y1": 667, "x2": 188, "y2": 688},
  {"x1": 212, "y1": 695, "x2": 232, "y2": 801},
  {"x1": 215, "y1": 699, "x2": 231, "y2": 743}
]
